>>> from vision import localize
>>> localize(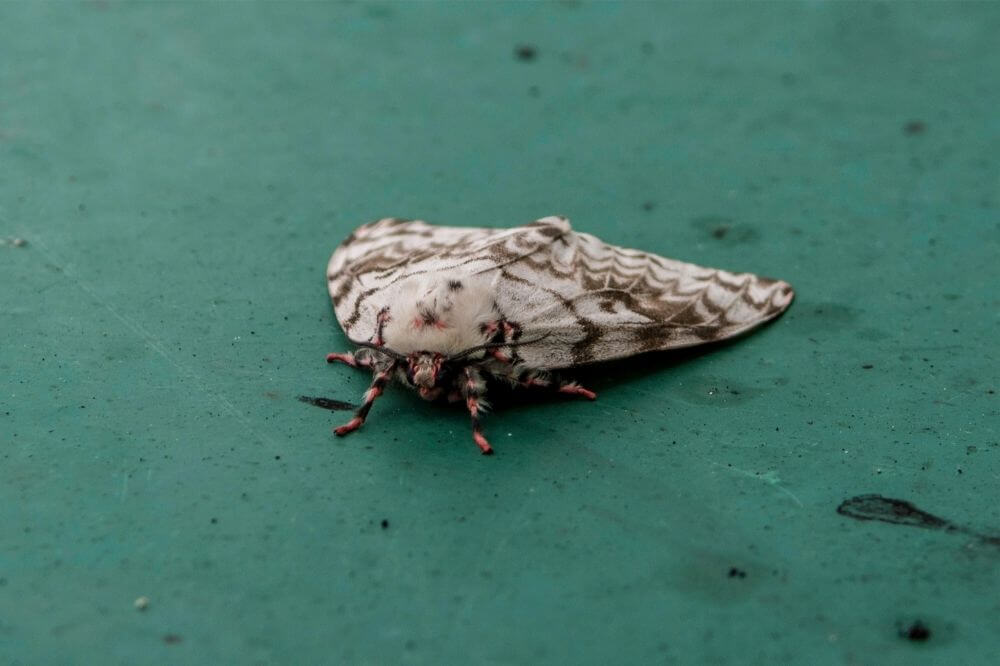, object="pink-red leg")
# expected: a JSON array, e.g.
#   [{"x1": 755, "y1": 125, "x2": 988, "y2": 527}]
[
  {"x1": 519, "y1": 370, "x2": 597, "y2": 401},
  {"x1": 327, "y1": 346, "x2": 378, "y2": 369},
  {"x1": 461, "y1": 367, "x2": 493, "y2": 455},
  {"x1": 326, "y1": 352, "x2": 365, "y2": 368},
  {"x1": 556, "y1": 381, "x2": 597, "y2": 401},
  {"x1": 334, "y1": 363, "x2": 396, "y2": 437}
]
